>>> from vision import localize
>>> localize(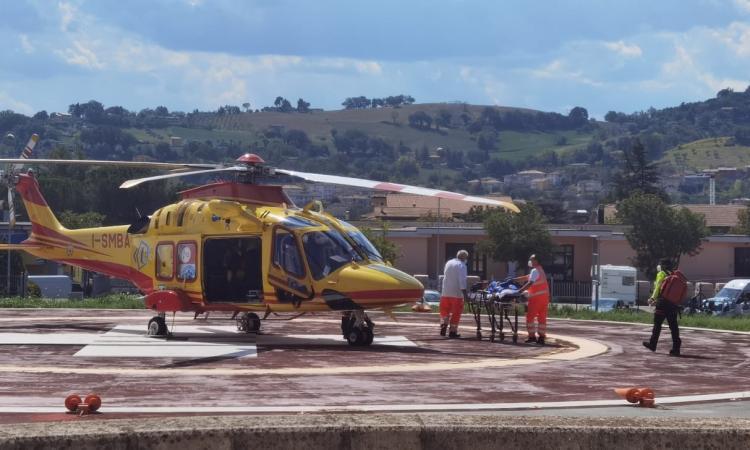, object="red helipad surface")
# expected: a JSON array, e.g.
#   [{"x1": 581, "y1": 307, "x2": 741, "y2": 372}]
[{"x1": 0, "y1": 308, "x2": 747, "y2": 423}]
